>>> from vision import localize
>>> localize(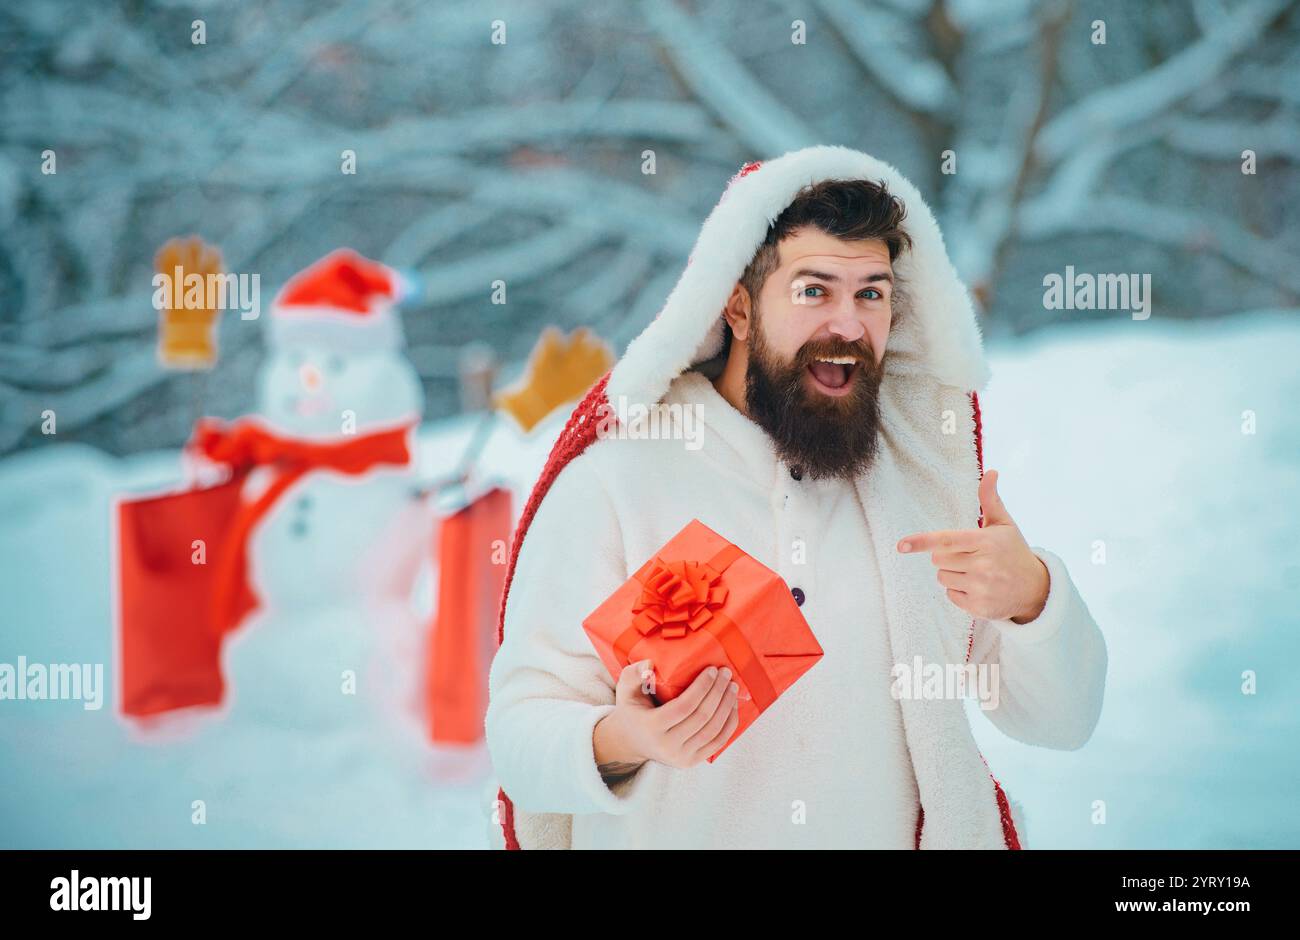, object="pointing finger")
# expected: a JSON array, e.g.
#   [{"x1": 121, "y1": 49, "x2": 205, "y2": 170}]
[{"x1": 897, "y1": 529, "x2": 983, "y2": 554}]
